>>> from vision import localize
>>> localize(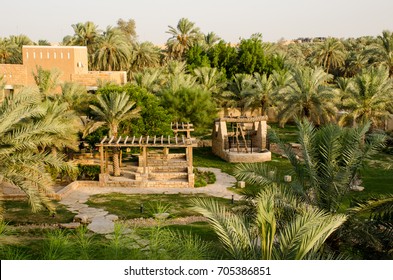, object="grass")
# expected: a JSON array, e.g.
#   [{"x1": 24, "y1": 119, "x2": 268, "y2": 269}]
[
  {"x1": 3, "y1": 200, "x2": 74, "y2": 225},
  {"x1": 86, "y1": 193, "x2": 240, "y2": 220}
]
